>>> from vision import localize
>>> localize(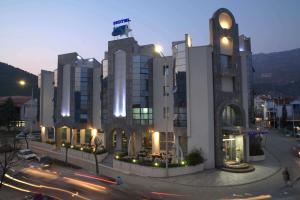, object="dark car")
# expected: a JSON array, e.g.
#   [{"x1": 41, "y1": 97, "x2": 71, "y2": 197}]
[
  {"x1": 291, "y1": 145, "x2": 300, "y2": 157},
  {"x1": 24, "y1": 193, "x2": 56, "y2": 200},
  {"x1": 30, "y1": 156, "x2": 53, "y2": 168}
]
